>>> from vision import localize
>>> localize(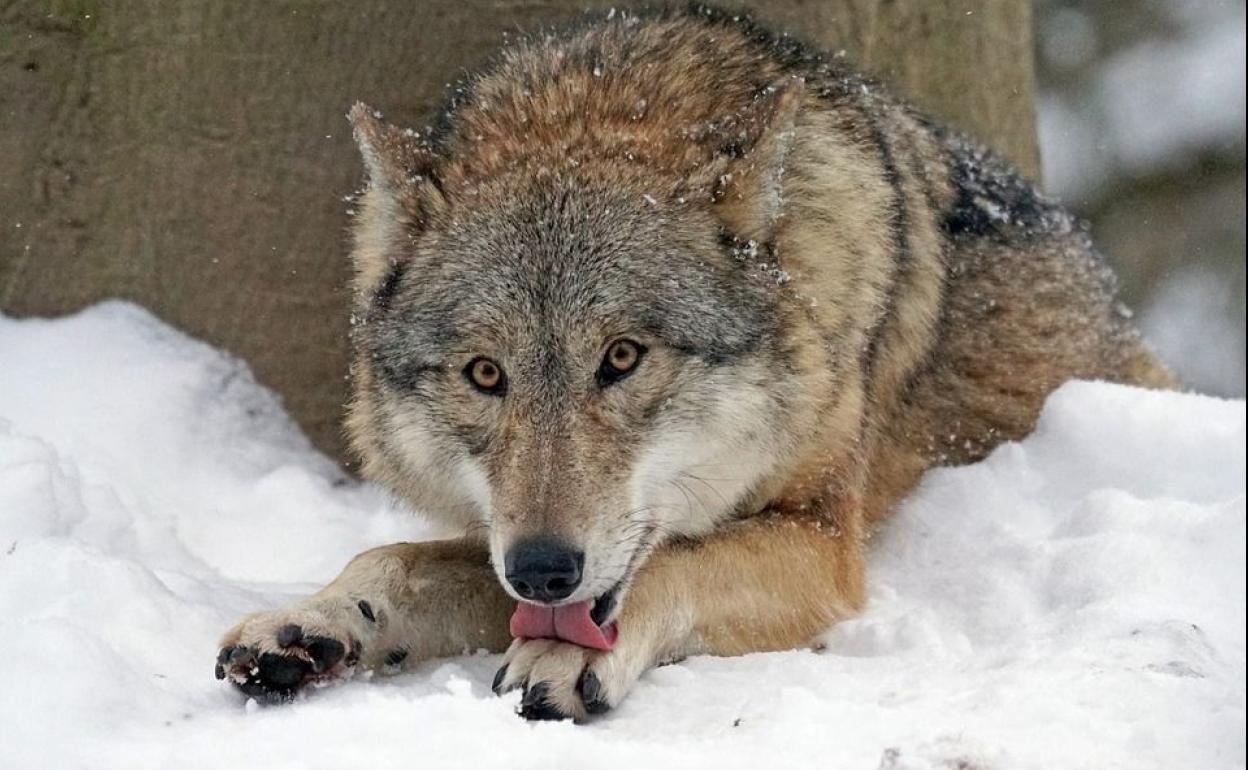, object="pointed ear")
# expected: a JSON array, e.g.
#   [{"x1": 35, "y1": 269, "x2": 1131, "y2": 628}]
[
  {"x1": 683, "y1": 76, "x2": 805, "y2": 242},
  {"x1": 347, "y1": 102, "x2": 446, "y2": 220},
  {"x1": 346, "y1": 103, "x2": 448, "y2": 298}
]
